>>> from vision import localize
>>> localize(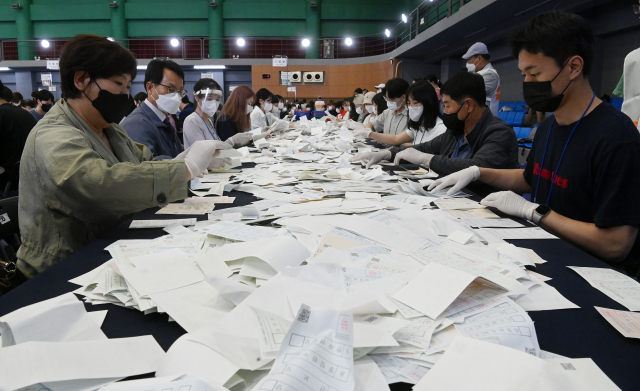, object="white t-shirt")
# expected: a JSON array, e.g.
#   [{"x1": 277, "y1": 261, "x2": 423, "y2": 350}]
[{"x1": 405, "y1": 117, "x2": 446, "y2": 145}]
